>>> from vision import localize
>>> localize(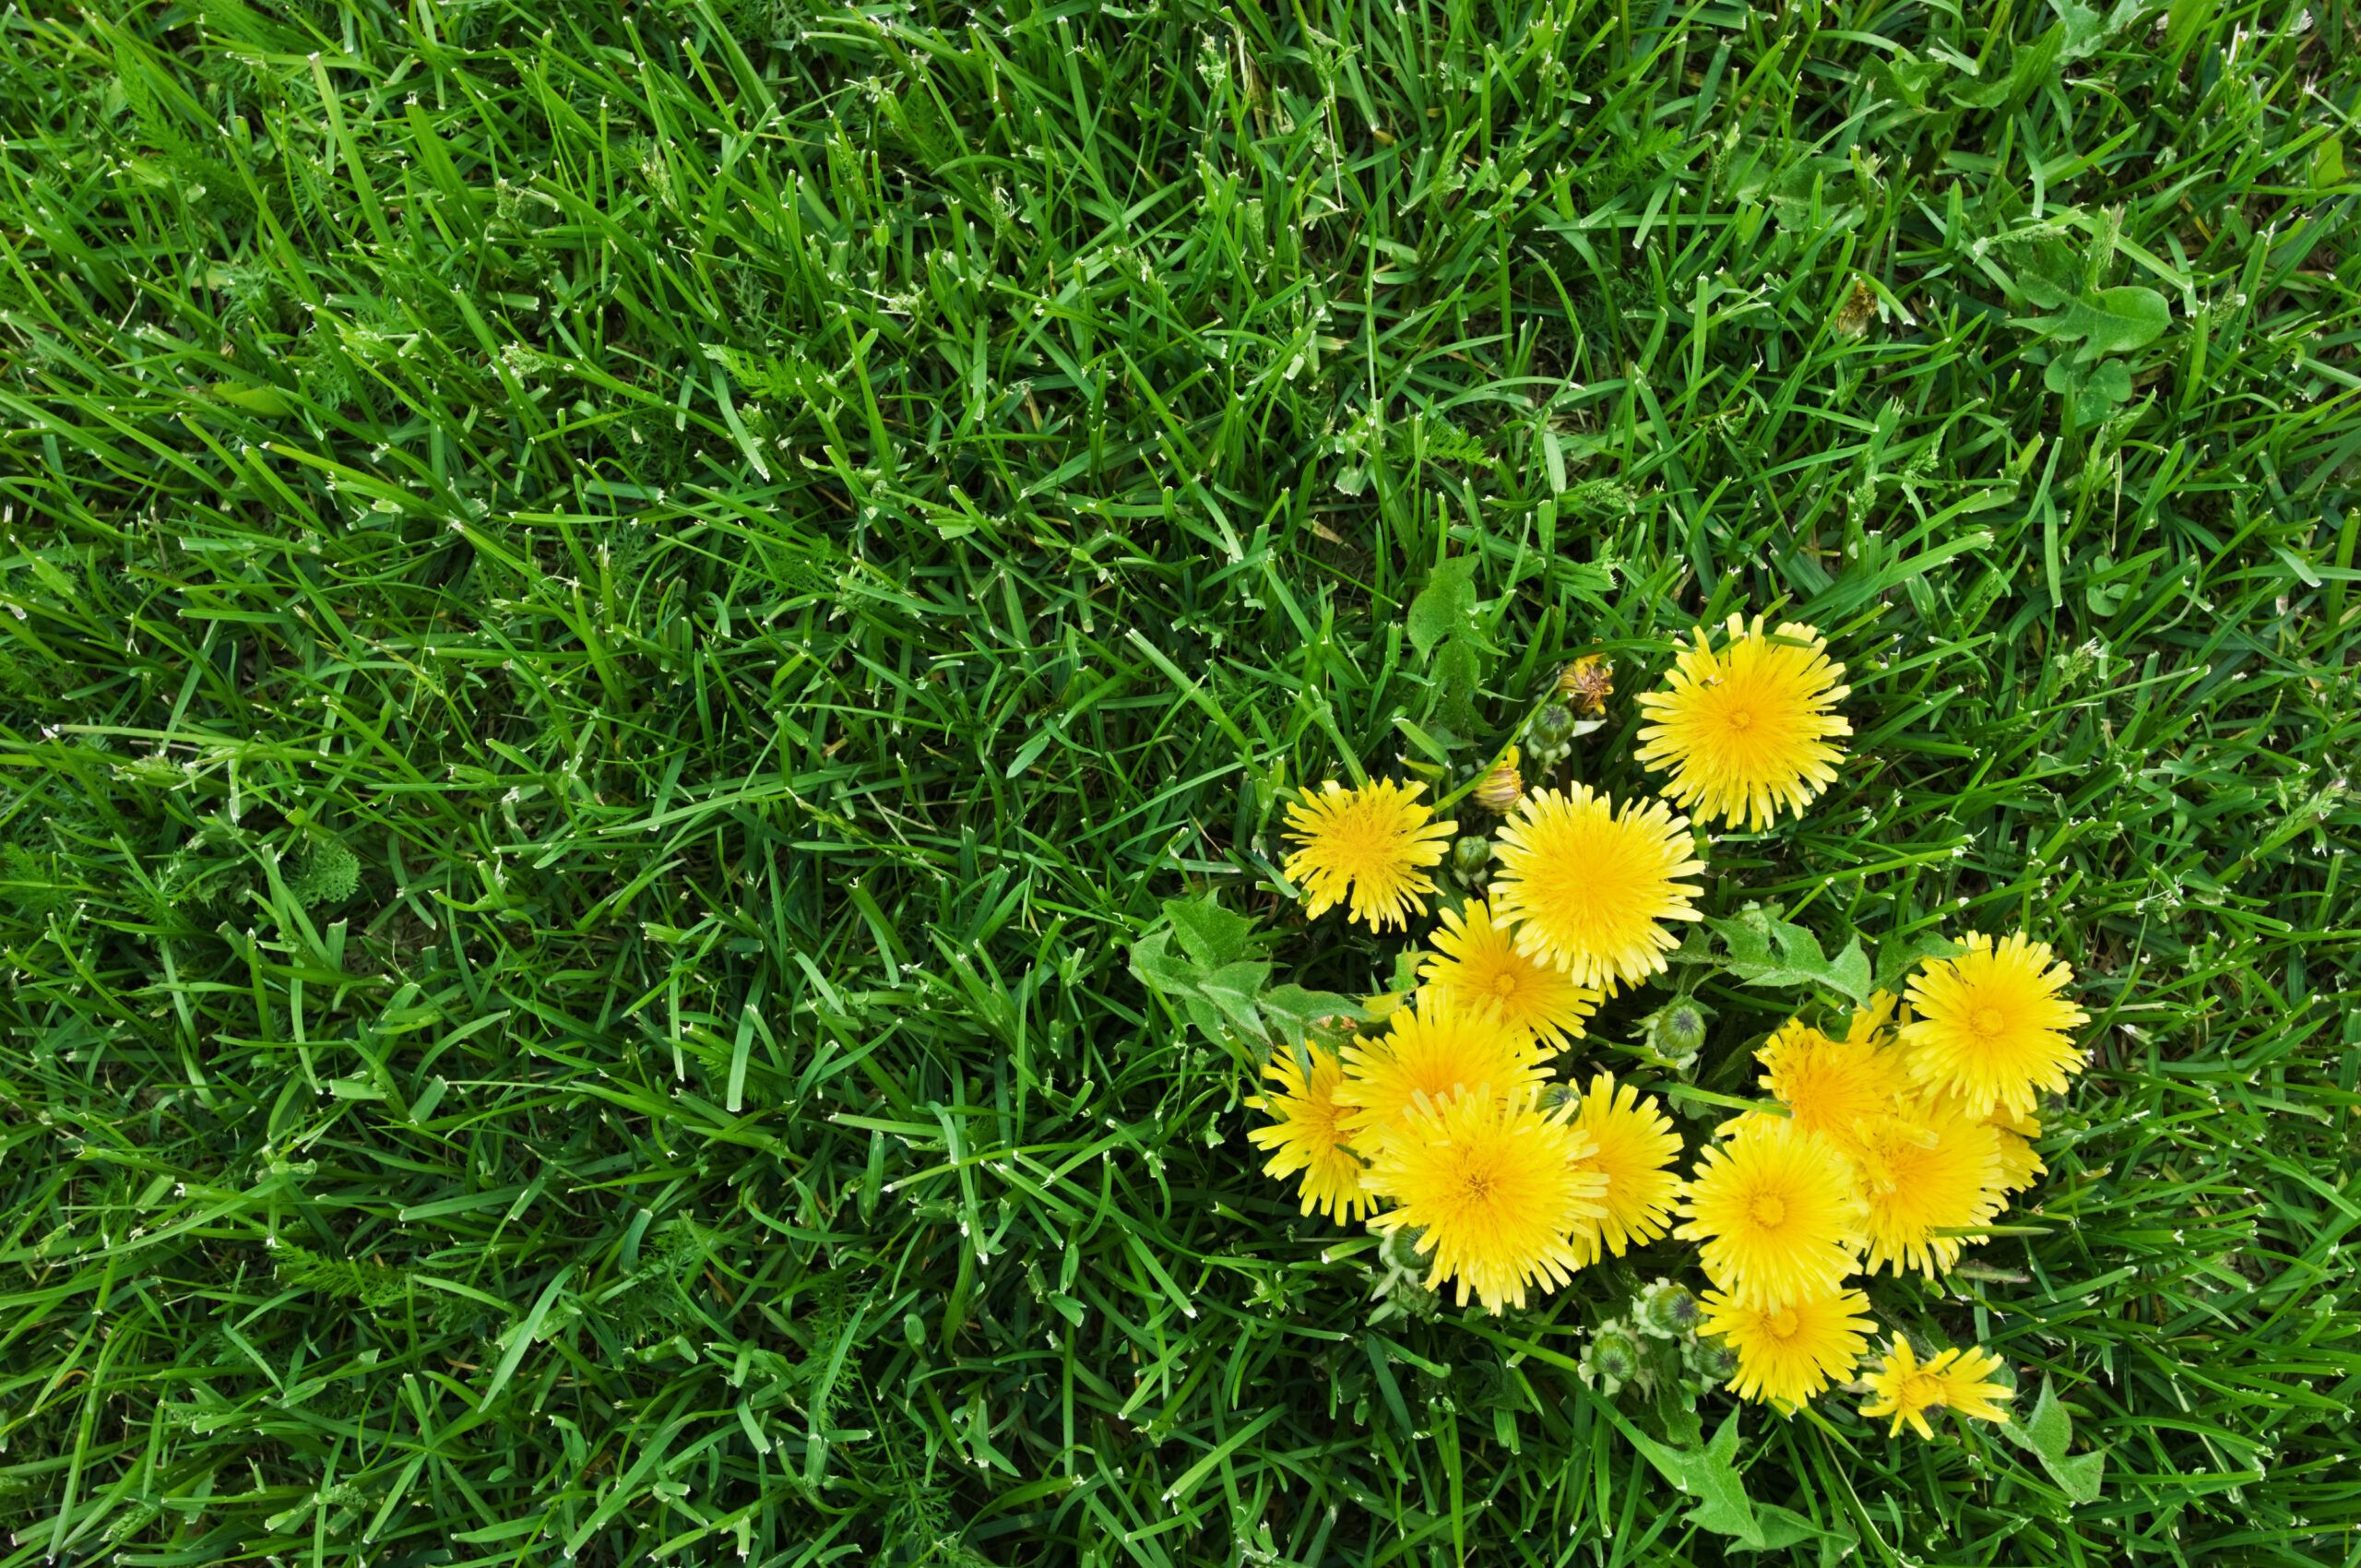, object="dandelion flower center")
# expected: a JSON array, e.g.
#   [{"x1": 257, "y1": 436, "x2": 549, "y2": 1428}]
[
  {"x1": 1742, "y1": 1005, "x2": 1904, "y2": 1159},
  {"x1": 1635, "y1": 614, "x2": 1852, "y2": 829},
  {"x1": 1335, "y1": 998, "x2": 1549, "y2": 1155},
  {"x1": 1363, "y1": 1089, "x2": 1608, "y2": 1314},
  {"x1": 1676, "y1": 1120, "x2": 1864, "y2": 1310},
  {"x1": 1418, "y1": 898, "x2": 1599, "y2": 1051},
  {"x1": 1899, "y1": 932, "x2": 2091, "y2": 1117},
  {"x1": 1860, "y1": 1337, "x2": 2013, "y2": 1438},
  {"x1": 1489, "y1": 786, "x2": 1705, "y2": 992},
  {"x1": 1854, "y1": 1101, "x2": 2006, "y2": 1278},
  {"x1": 1280, "y1": 778, "x2": 1455, "y2": 931},
  {"x1": 1699, "y1": 1285, "x2": 1874, "y2": 1407}
]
